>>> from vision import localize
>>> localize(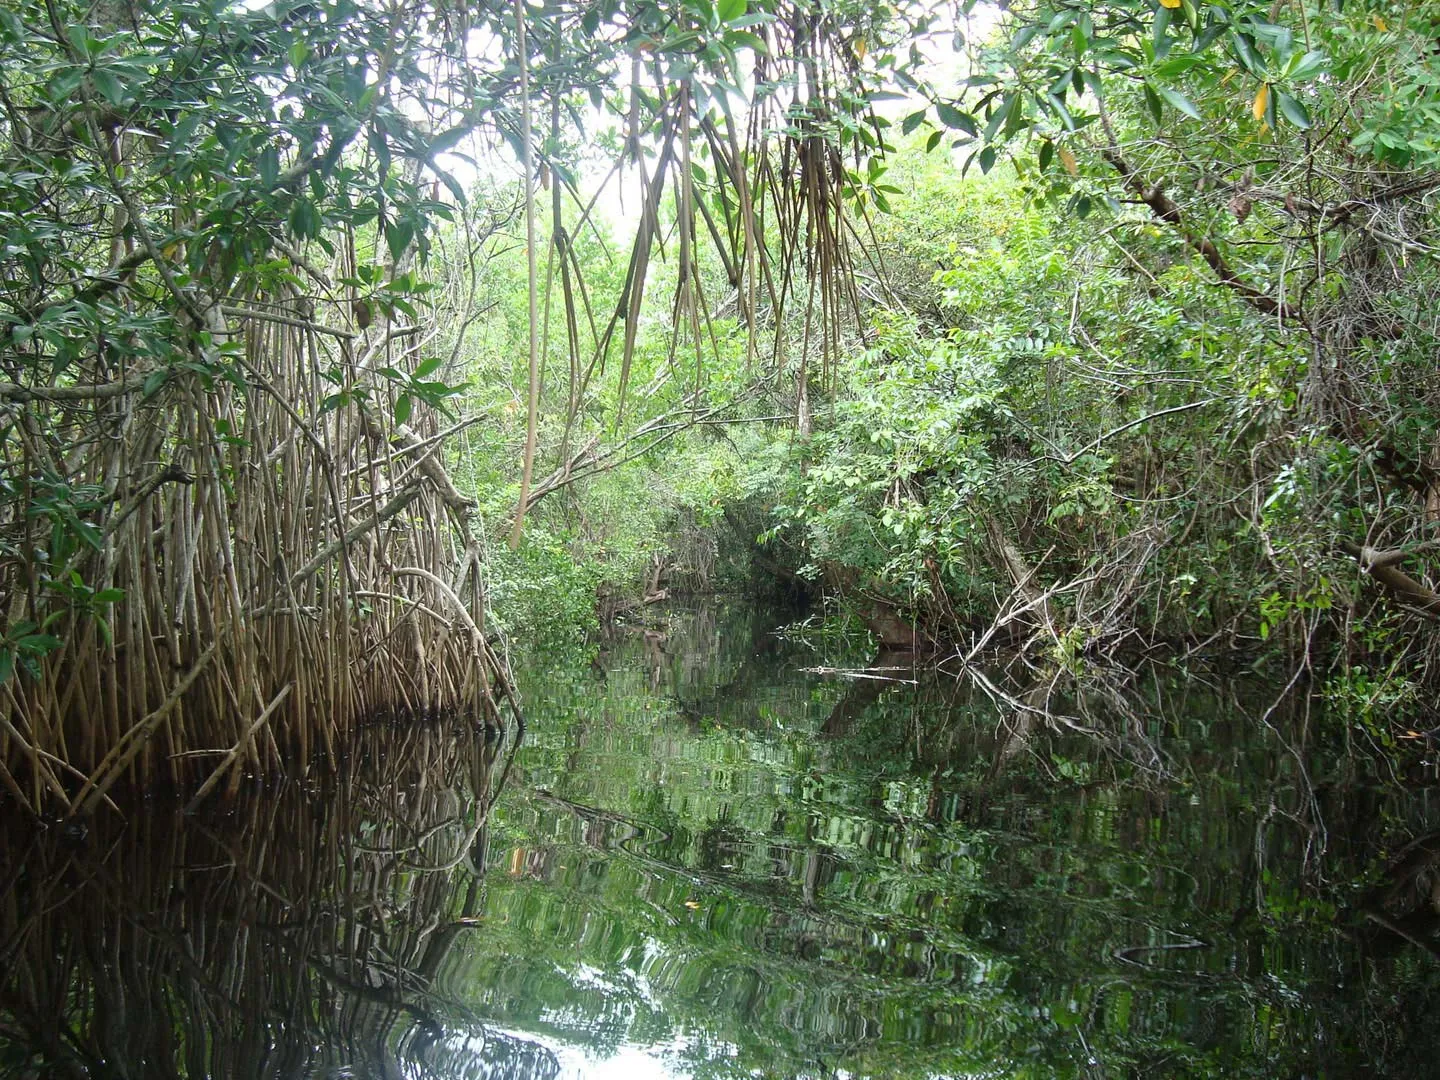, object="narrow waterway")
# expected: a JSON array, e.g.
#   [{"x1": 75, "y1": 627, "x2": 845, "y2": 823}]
[{"x1": 2, "y1": 600, "x2": 1438, "y2": 1078}]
